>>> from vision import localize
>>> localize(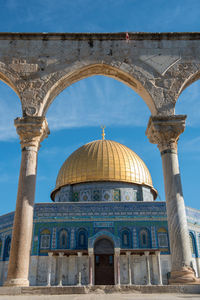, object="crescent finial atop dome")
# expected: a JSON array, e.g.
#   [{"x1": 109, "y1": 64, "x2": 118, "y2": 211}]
[{"x1": 101, "y1": 125, "x2": 106, "y2": 140}]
